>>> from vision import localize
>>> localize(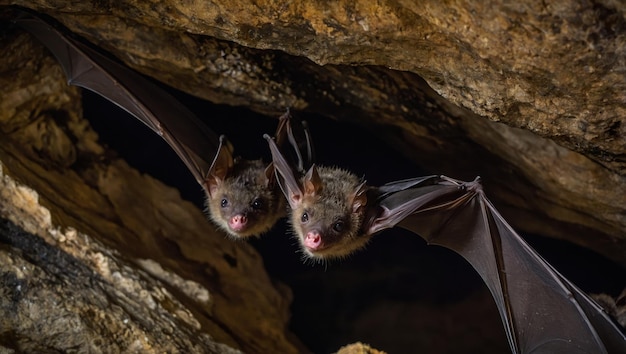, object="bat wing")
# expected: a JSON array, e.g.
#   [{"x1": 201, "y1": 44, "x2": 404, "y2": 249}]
[
  {"x1": 377, "y1": 175, "x2": 441, "y2": 195},
  {"x1": 286, "y1": 117, "x2": 315, "y2": 175},
  {"x1": 272, "y1": 110, "x2": 315, "y2": 175},
  {"x1": 375, "y1": 176, "x2": 625, "y2": 353},
  {"x1": 15, "y1": 11, "x2": 220, "y2": 187}
]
